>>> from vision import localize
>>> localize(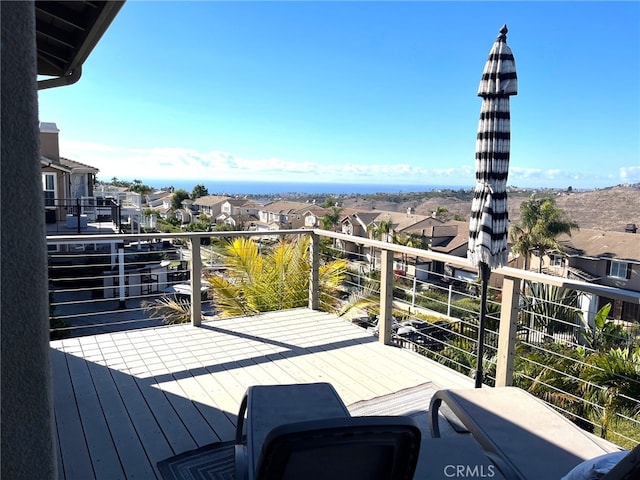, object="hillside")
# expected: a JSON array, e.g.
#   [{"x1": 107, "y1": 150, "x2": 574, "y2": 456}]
[{"x1": 339, "y1": 185, "x2": 640, "y2": 232}]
